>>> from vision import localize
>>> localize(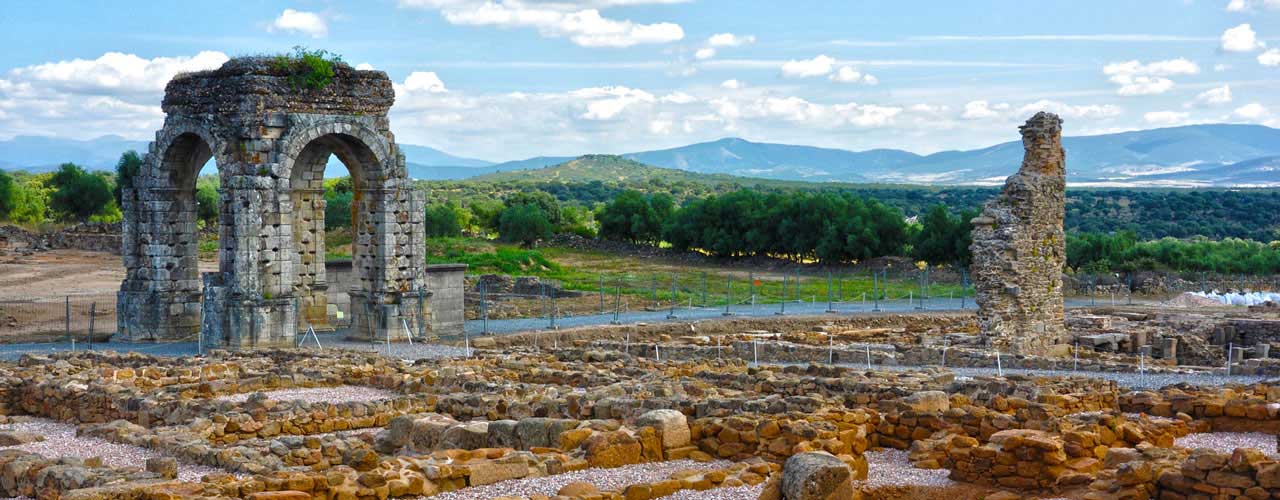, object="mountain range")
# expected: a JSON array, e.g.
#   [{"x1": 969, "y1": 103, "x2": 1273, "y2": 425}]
[{"x1": 3, "y1": 124, "x2": 1279, "y2": 187}]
